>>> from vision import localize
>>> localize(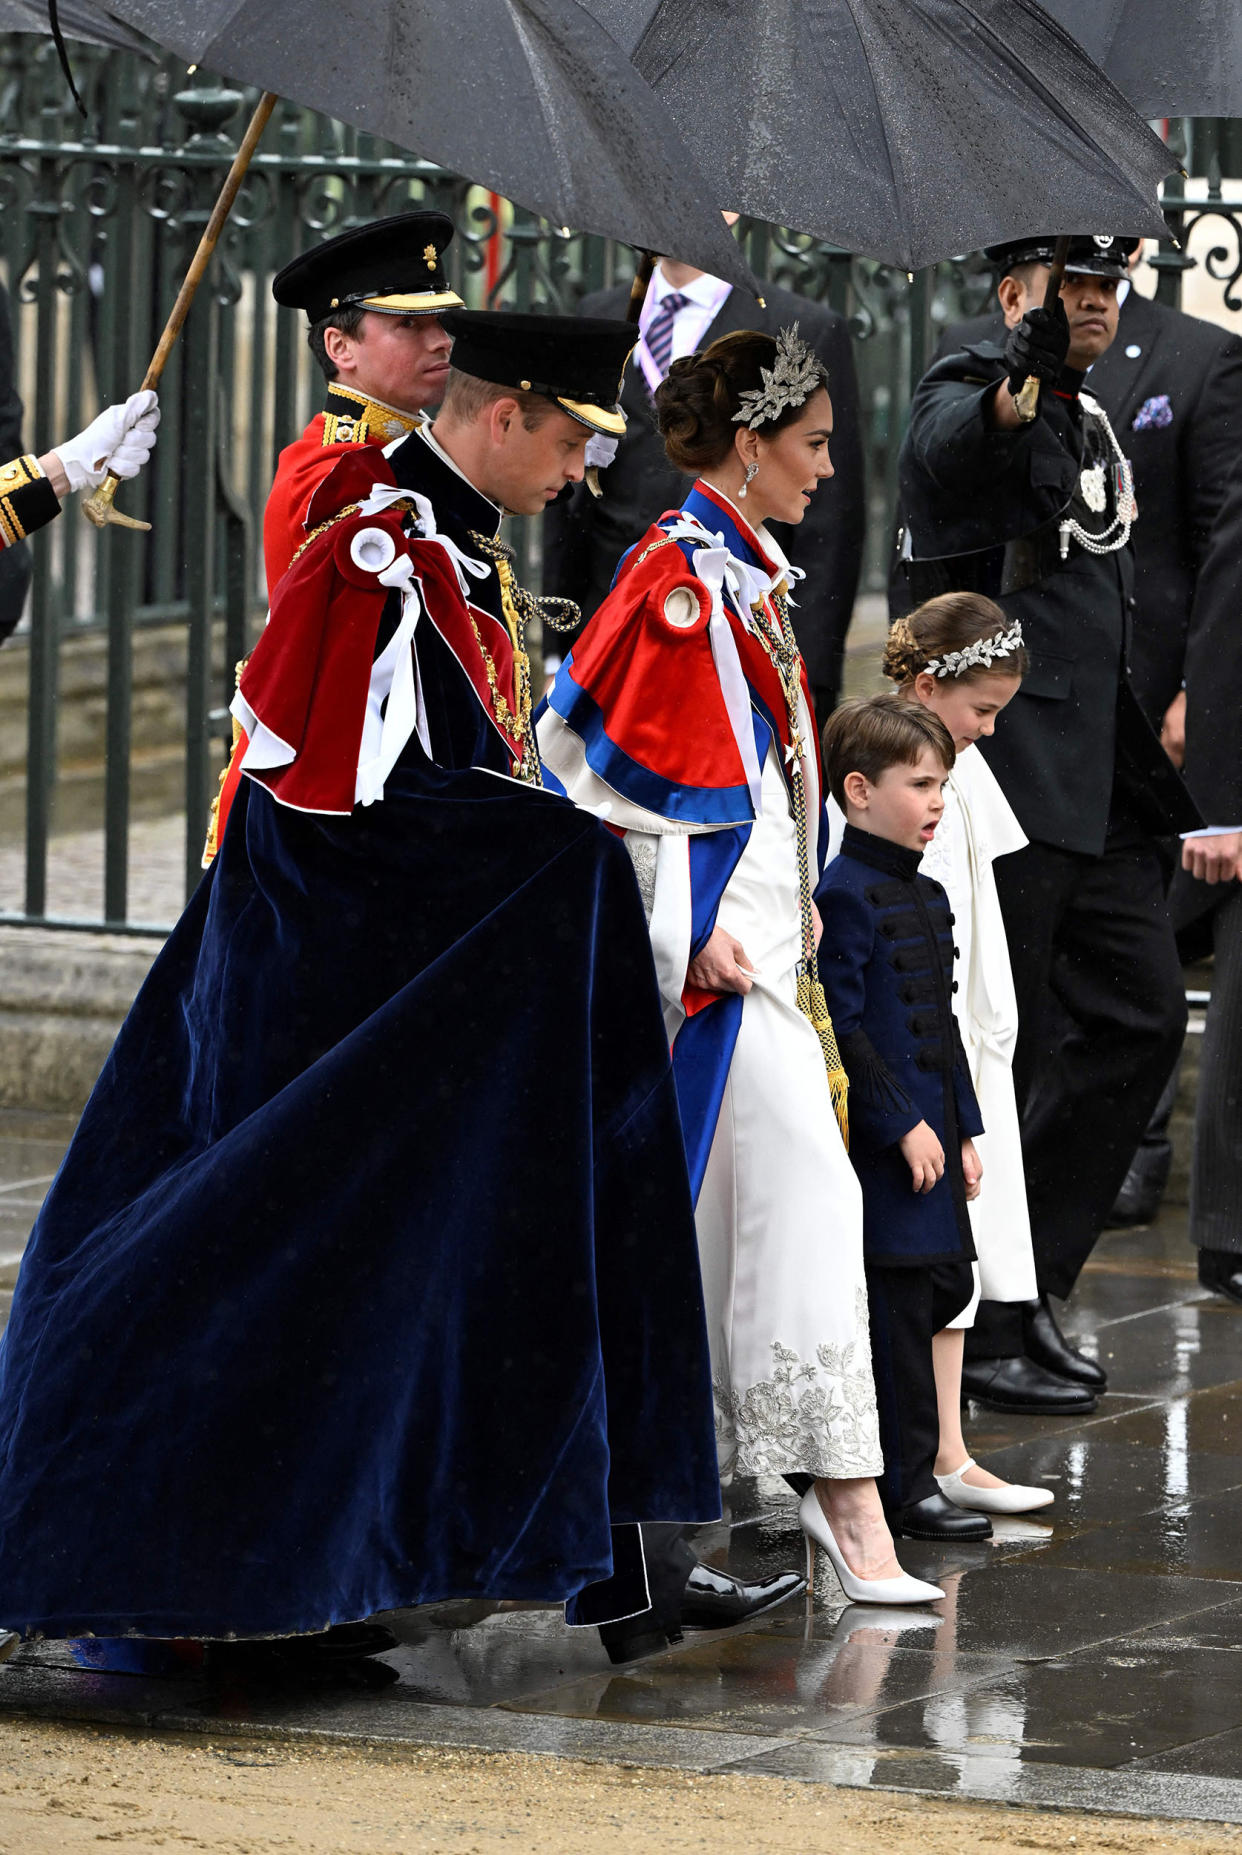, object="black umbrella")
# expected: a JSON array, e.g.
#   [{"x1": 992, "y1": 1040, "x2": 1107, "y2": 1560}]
[
  {"x1": 95, "y1": 0, "x2": 760, "y2": 295},
  {"x1": 583, "y1": 0, "x2": 1175, "y2": 268},
  {"x1": 0, "y1": 0, "x2": 148, "y2": 50},
  {"x1": 1042, "y1": 0, "x2": 1242, "y2": 119}
]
